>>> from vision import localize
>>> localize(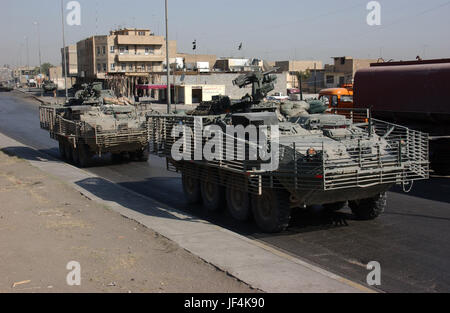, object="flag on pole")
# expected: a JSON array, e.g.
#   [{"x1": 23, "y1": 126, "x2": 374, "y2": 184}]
[
  {"x1": 192, "y1": 40, "x2": 197, "y2": 50},
  {"x1": 238, "y1": 42, "x2": 243, "y2": 50}
]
